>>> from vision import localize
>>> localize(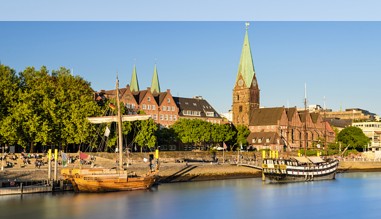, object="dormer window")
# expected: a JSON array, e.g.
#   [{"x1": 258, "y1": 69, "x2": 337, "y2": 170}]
[
  {"x1": 206, "y1": 112, "x2": 214, "y2": 117},
  {"x1": 147, "y1": 97, "x2": 151, "y2": 102},
  {"x1": 167, "y1": 98, "x2": 170, "y2": 103}
]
